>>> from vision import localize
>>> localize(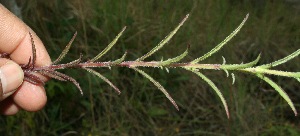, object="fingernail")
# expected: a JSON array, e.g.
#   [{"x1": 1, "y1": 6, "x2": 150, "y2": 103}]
[{"x1": 0, "y1": 61, "x2": 24, "y2": 94}]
